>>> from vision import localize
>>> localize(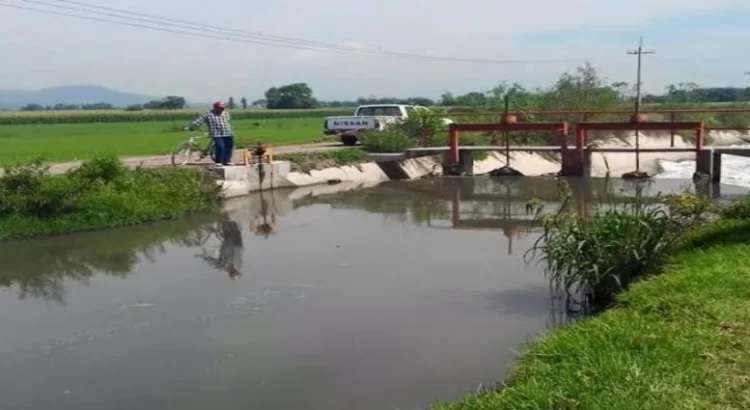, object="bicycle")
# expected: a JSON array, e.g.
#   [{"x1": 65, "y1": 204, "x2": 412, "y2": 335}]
[{"x1": 171, "y1": 132, "x2": 217, "y2": 166}]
